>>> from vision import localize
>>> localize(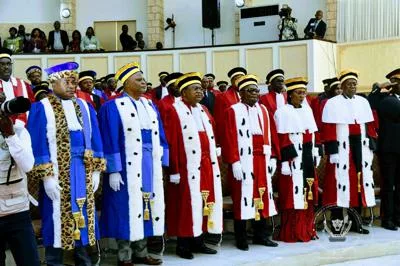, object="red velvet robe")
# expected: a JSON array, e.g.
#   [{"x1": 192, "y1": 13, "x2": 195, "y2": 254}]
[
  {"x1": 157, "y1": 94, "x2": 176, "y2": 132},
  {"x1": 222, "y1": 102, "x2": 278, "y2": 220},
  {"x1": 214, "y1": 86, "x2": 240, "y2": 147},
  {"x1": 273, "y1": 103, "x2": 319, "y2": 242},
  {"x1": 321, "y1": 95, "x2": 377, "y2": 208},
  {"x1": 166, "y1": 101, "x2": 222, "y2": 237}
]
